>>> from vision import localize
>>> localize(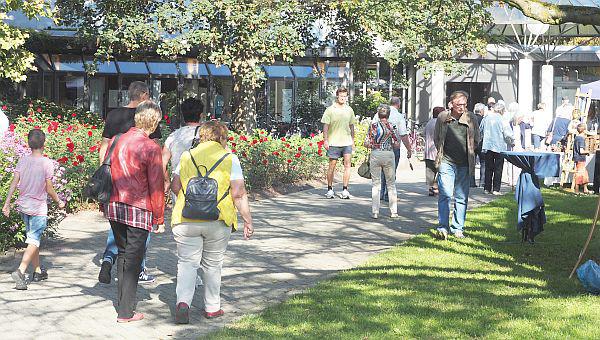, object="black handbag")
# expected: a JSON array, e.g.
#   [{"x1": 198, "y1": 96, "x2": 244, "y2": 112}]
[
  {"x1": 83, "y1": 134, "x2": 122, "y2": 204},
  {"x1": 181, "y1": 152, "x2": 231, "y2": 220}
]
